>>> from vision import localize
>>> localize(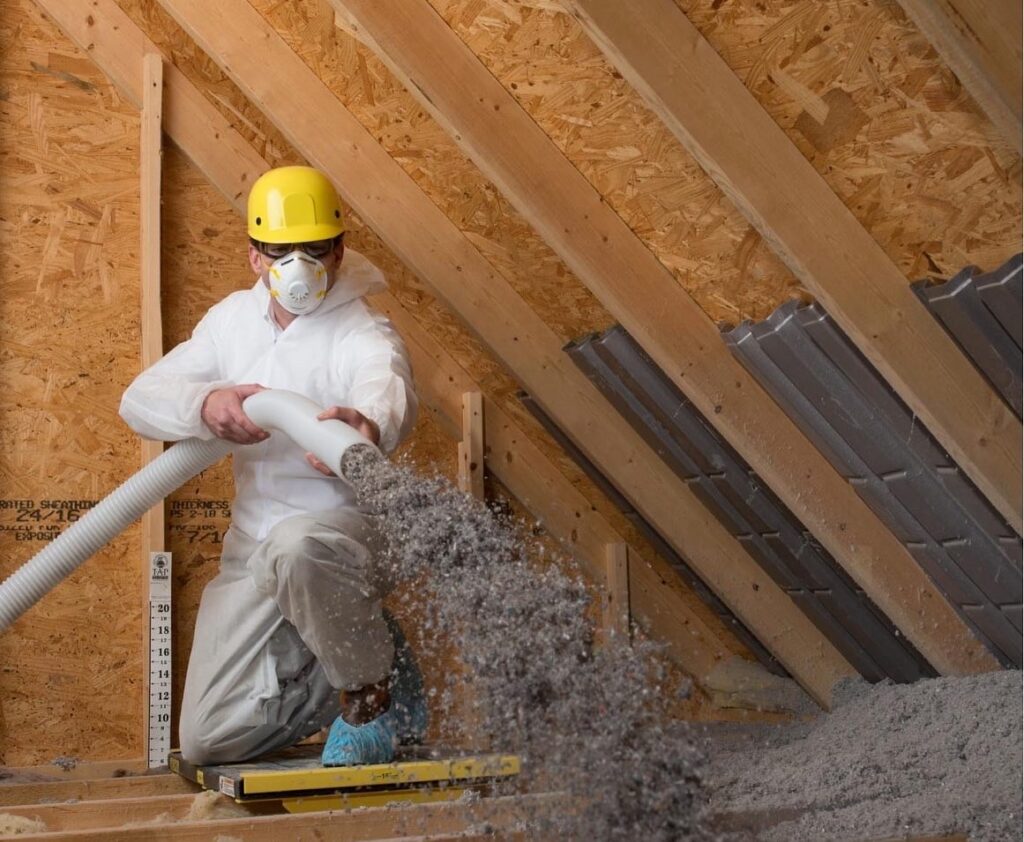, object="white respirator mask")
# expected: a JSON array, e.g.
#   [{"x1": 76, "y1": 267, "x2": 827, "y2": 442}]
[{"x1": 267, "y1": 251, "x2": 330, "y2": 316}]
